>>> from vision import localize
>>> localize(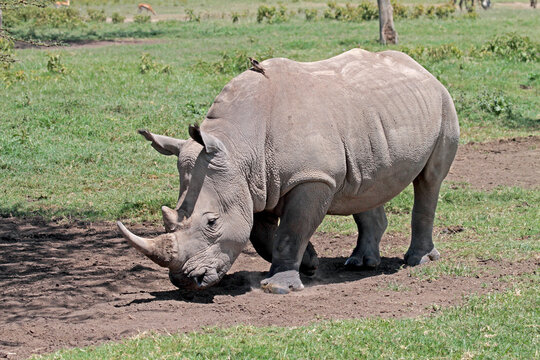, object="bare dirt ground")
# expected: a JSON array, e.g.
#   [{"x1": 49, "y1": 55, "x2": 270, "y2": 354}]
[
  {"x1": 0, "y1": 136, "x2": 538, "y2": 359},
  {"x1": 448, "y1": 135, "x2": 539, "y2": 190}
]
